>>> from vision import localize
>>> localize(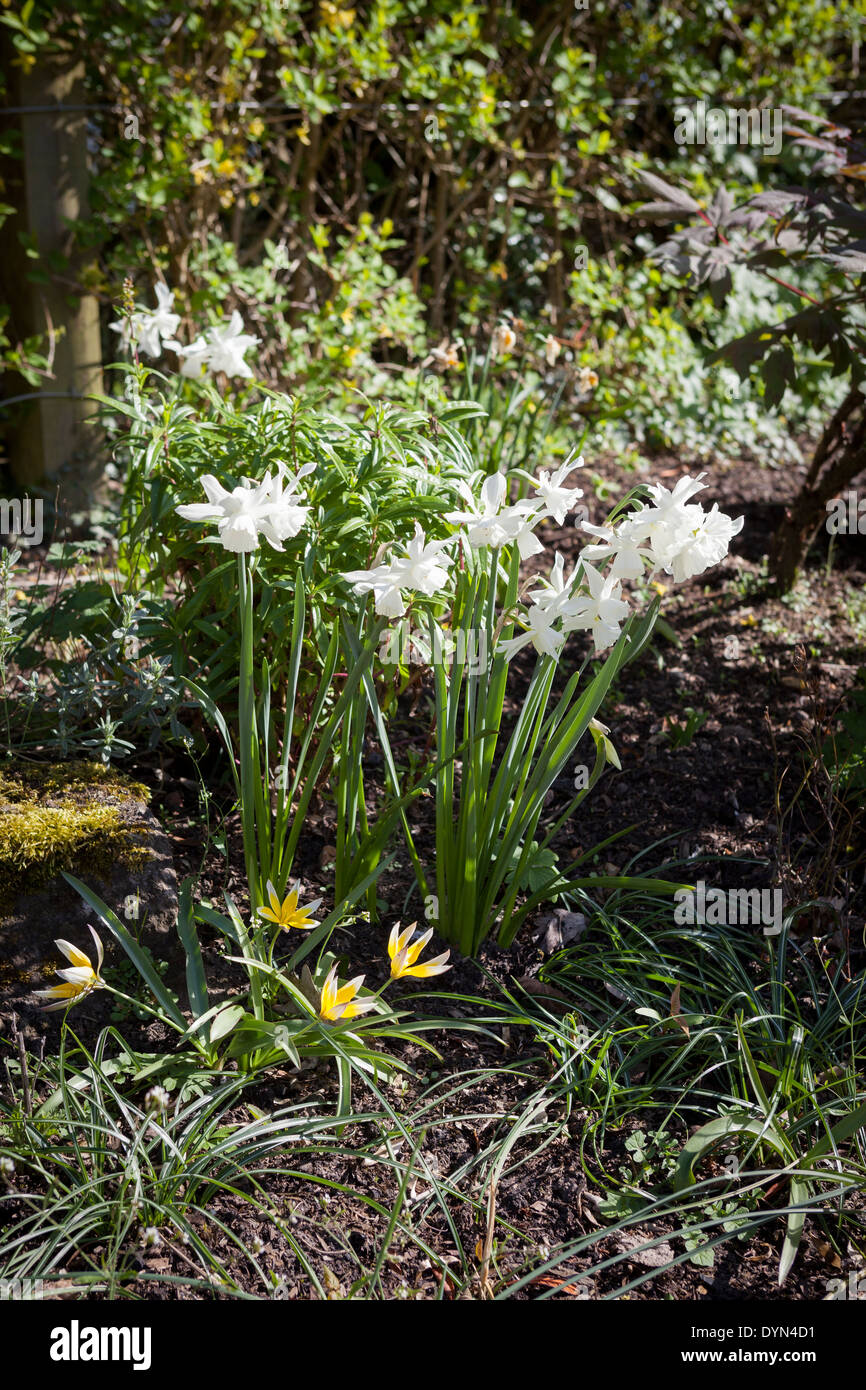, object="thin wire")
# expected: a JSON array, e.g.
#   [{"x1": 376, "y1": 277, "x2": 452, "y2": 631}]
[{"x1": 1, "y1": 93, "x2": 866, "y2": 117}]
